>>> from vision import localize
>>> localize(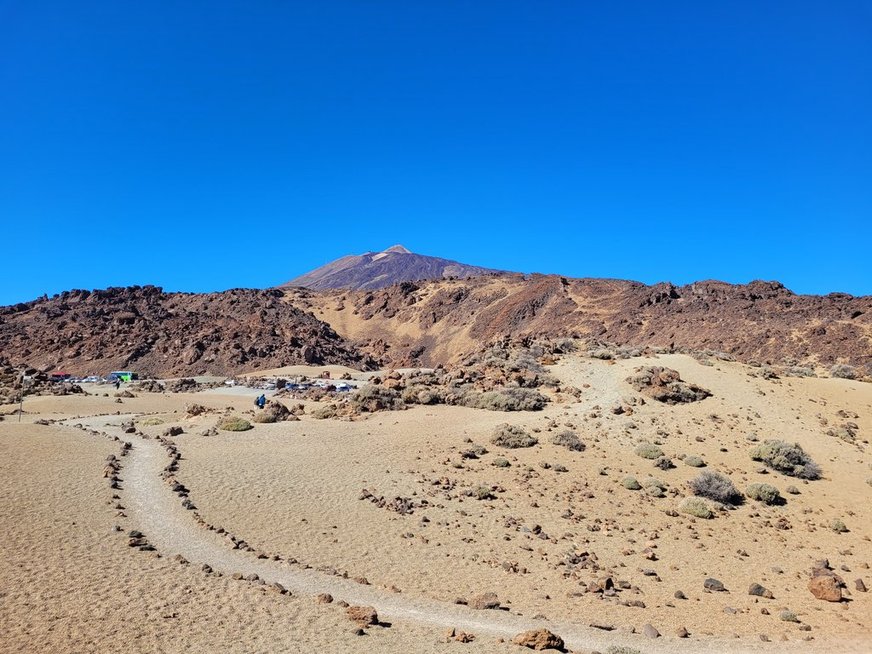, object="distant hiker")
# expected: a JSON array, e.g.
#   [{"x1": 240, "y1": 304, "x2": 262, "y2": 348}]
[
  {"x1": 256, "y1": 394, "x2": 266, "y2": 409},
  {"x1": 115, "y1": 379, "x2": 121, "y2": 390}
]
